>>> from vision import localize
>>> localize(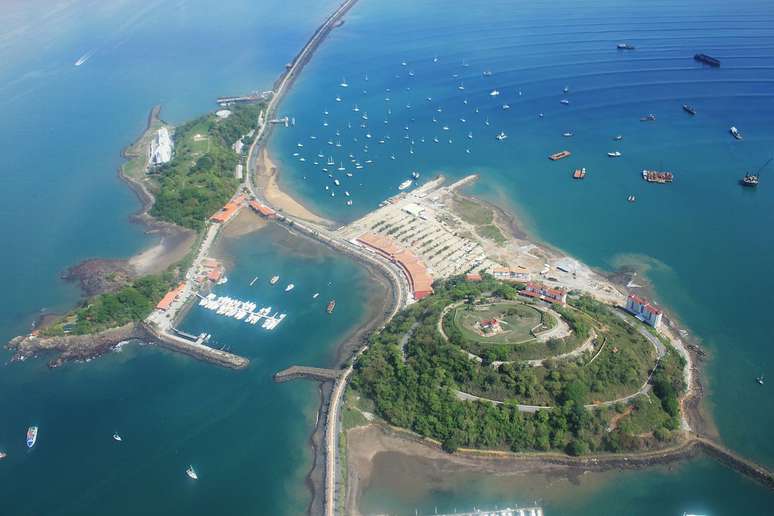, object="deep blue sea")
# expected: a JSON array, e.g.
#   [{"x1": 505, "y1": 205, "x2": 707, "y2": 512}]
[{"x1": 2, "y1": 0, "x2": 774, "y2": 514}]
